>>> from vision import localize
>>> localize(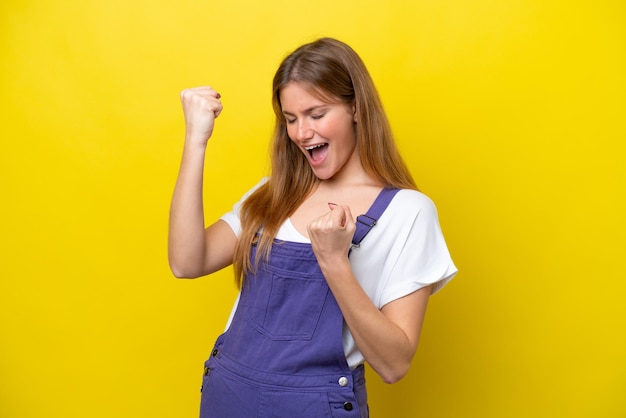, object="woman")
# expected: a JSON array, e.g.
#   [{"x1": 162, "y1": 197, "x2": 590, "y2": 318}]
[{"x1": 169, "y1": 37, "x2": 457, "y2": 417}]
